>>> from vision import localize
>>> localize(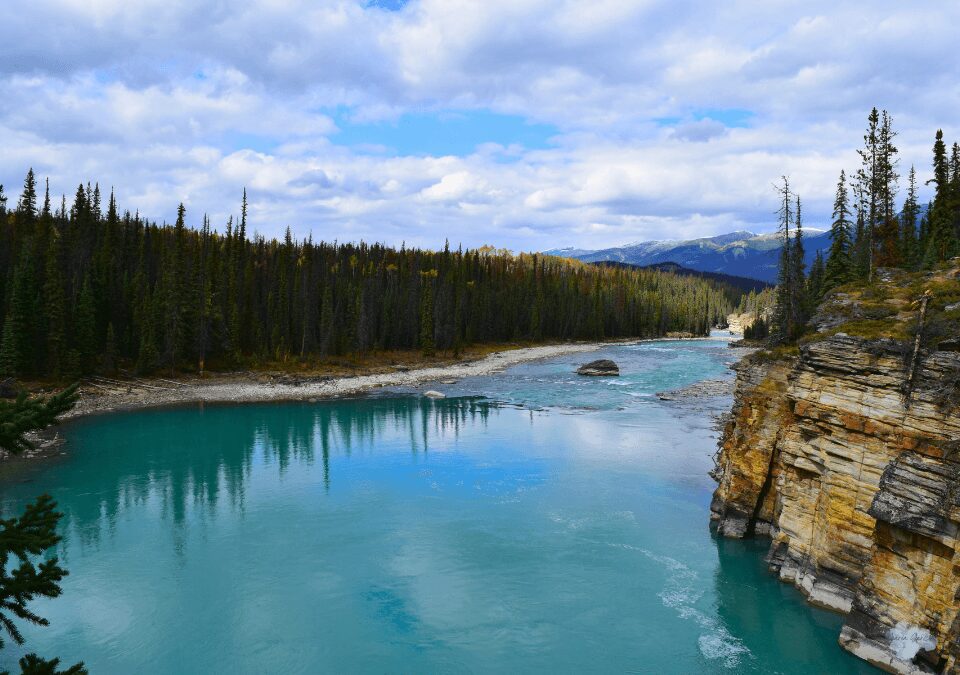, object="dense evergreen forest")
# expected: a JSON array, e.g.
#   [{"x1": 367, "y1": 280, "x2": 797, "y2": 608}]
[
  {"x1": 765, "y1": 109, "x2": 960, "y2": 344},
  {"x1": 0, "y1": 178, "x2": 734, "y2": 380}
]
